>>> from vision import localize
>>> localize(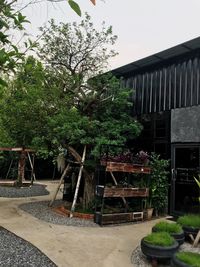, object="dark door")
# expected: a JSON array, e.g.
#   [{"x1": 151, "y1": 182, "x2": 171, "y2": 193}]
[{"x1": 171, "y1": 144, "x2": 200, "y2": 215}]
